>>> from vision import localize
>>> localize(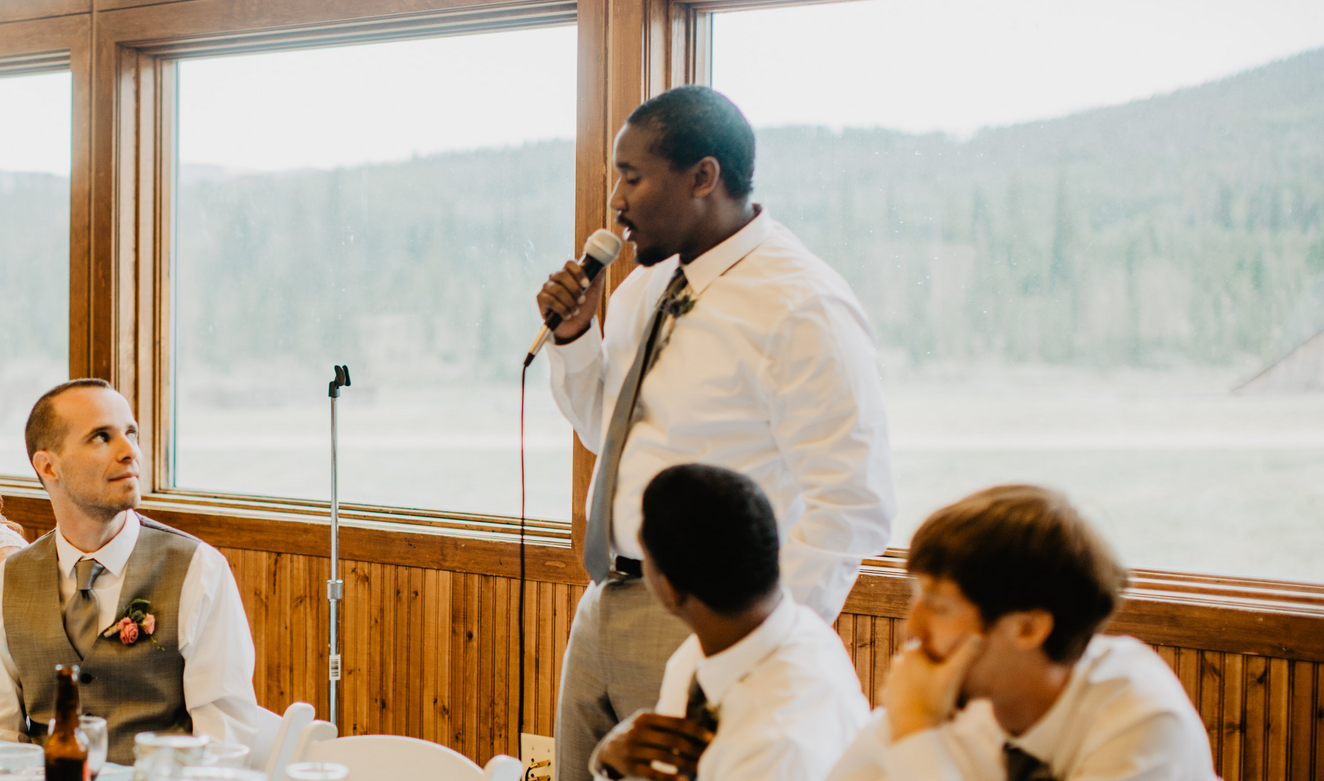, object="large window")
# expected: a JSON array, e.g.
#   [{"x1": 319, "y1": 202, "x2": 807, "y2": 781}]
[
  {"x1": 711, "y1": 1, "x2": 1324, "y2": 581},
  {"x1": 171, "y1": 26, "x2": 578, "y2": 520},
  {"x1": 0, "y1": 71, "x2": 71, "y2": 478}
]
